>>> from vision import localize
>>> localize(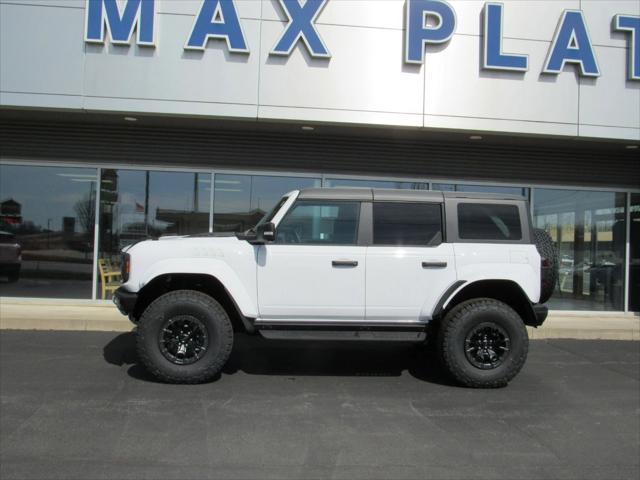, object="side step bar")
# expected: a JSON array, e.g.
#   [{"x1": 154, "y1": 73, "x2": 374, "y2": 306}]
[{"x1": 253, "y1": 319, "x2": 427, "y2": 342}]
